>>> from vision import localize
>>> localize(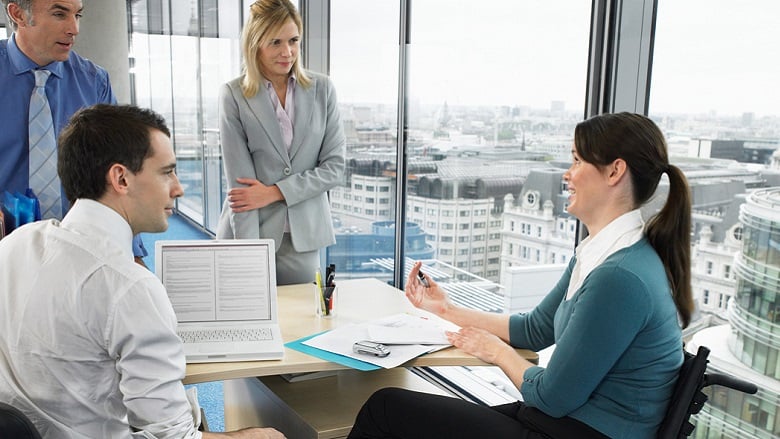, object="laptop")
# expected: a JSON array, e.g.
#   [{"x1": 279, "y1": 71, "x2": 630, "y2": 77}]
[{"x1": 154, "y1": 239, "x2": 285, "y2": 363}]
